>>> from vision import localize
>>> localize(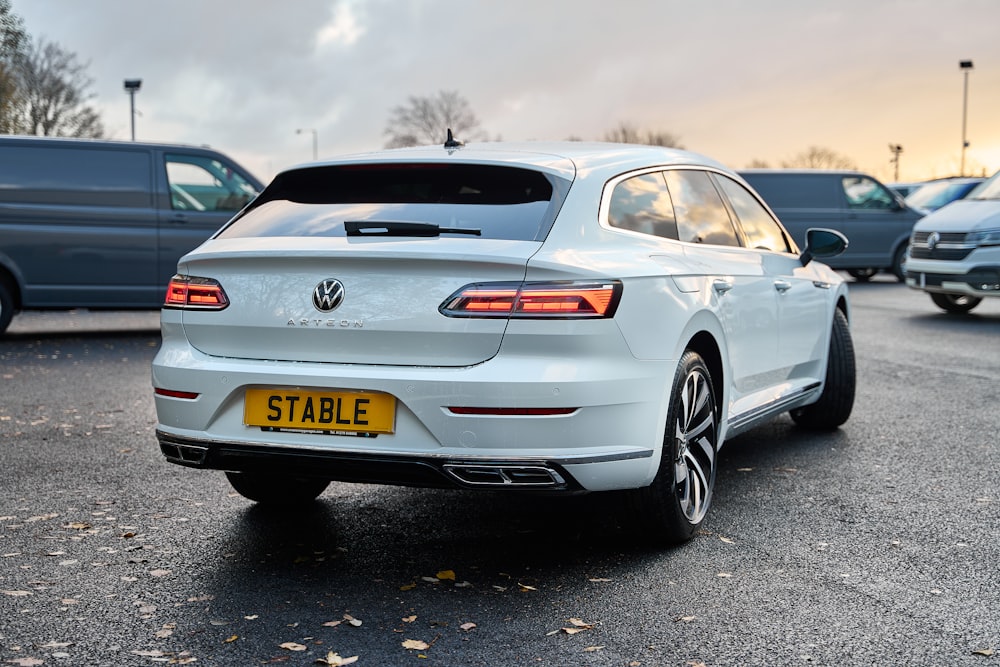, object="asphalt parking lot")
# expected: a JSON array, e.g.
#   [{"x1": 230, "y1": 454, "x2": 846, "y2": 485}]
[{"x1": 1, "y1": 278, "x2": 998, "y2": 666}]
